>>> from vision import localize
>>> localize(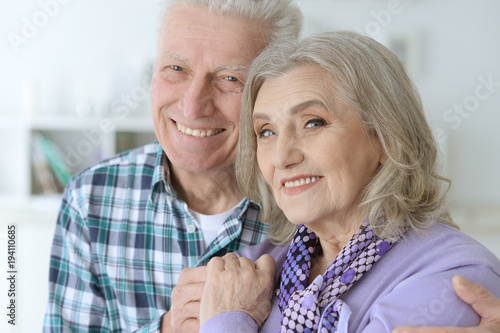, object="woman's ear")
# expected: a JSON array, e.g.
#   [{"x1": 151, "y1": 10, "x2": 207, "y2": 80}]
[
  {"x1": 372, "y1": 131, "x2": 387, "y2": 165},
  {"x1": 379, "y1": 151, "x2": 387, "y2": 165}
]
